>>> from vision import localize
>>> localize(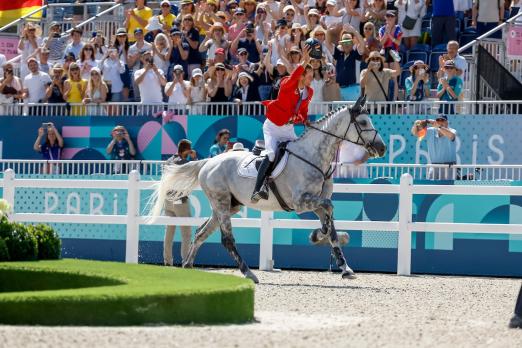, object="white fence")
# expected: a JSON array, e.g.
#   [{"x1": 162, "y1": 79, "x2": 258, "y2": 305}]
[
  {"x1": 3, "y1": 160, "x2": 522, "y2": 181},
  {"x1": 1, "y1": 169, "x2": 522, "y2": 275}
]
